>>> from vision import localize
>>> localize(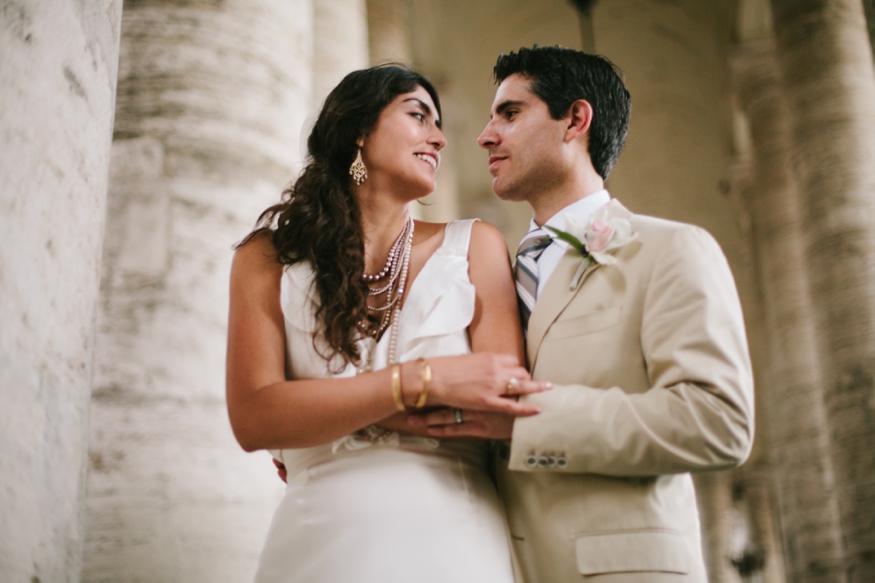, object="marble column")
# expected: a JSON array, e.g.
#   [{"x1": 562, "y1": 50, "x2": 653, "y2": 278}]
[
  {"x1": 733, "y1": 37, "x2": 845, "y2": 583},
  {"x1": 770, "y1": 0, "x2": 875, "y2": 578},
  {"x1": 313, "y1": 0, "x2": 369, "y2": 107},
  {"x1": 741, "y1": 464, "x2": 787, "y2": 583},
  {"x1": 84, "y1": 1, "x2": 313, "y2": 581},
  {"x1": 0, "y1": 1, "x2": 122, "y2": 580},
  {"x1": 593, "y1": 3, "x2": 762, "y2": 579},
  {"x1": 694, "y1": 472, "x2": 743, "y2": 583}
]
